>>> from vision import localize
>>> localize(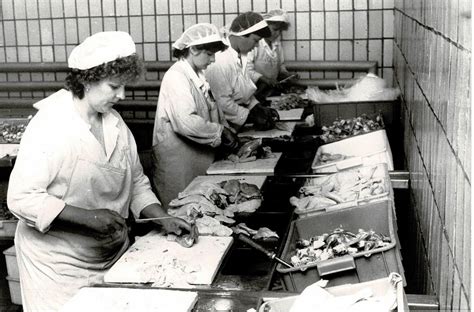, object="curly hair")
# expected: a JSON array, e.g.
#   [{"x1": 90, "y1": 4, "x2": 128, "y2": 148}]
[
  {"x1": 65, "y1": 53, "x2": 144, "y2": 99},
  {"x1": 172, "y1": 41, "x2": 228, "y2": 59}
]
